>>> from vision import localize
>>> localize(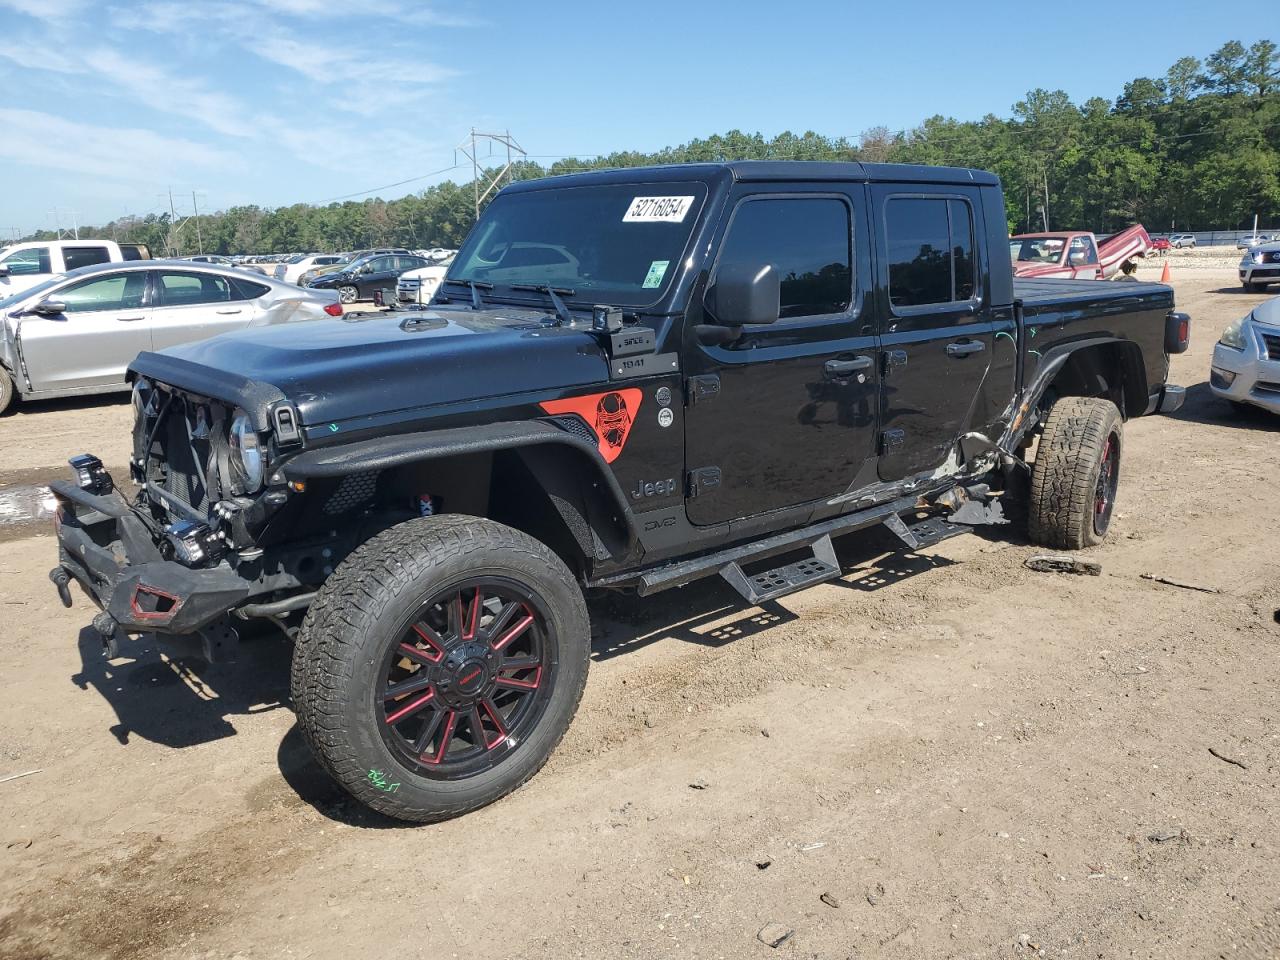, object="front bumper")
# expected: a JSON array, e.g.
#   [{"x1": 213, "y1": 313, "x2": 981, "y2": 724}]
[
  {"x1": 51, "y1": 478, "x2": 250, "y2": 635},
  {"x1": 1210, "y1": 321, "x2": 1280, "y2": 414},
  {"x1": 1240, "y1": 265, "x2": 1280, "y2": 285}
]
